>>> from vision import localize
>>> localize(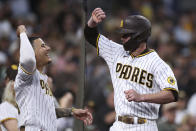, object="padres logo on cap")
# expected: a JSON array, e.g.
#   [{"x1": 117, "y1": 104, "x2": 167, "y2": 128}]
[{"x1": 167, "y1": 77, "x2": 175, "y2": 85}]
